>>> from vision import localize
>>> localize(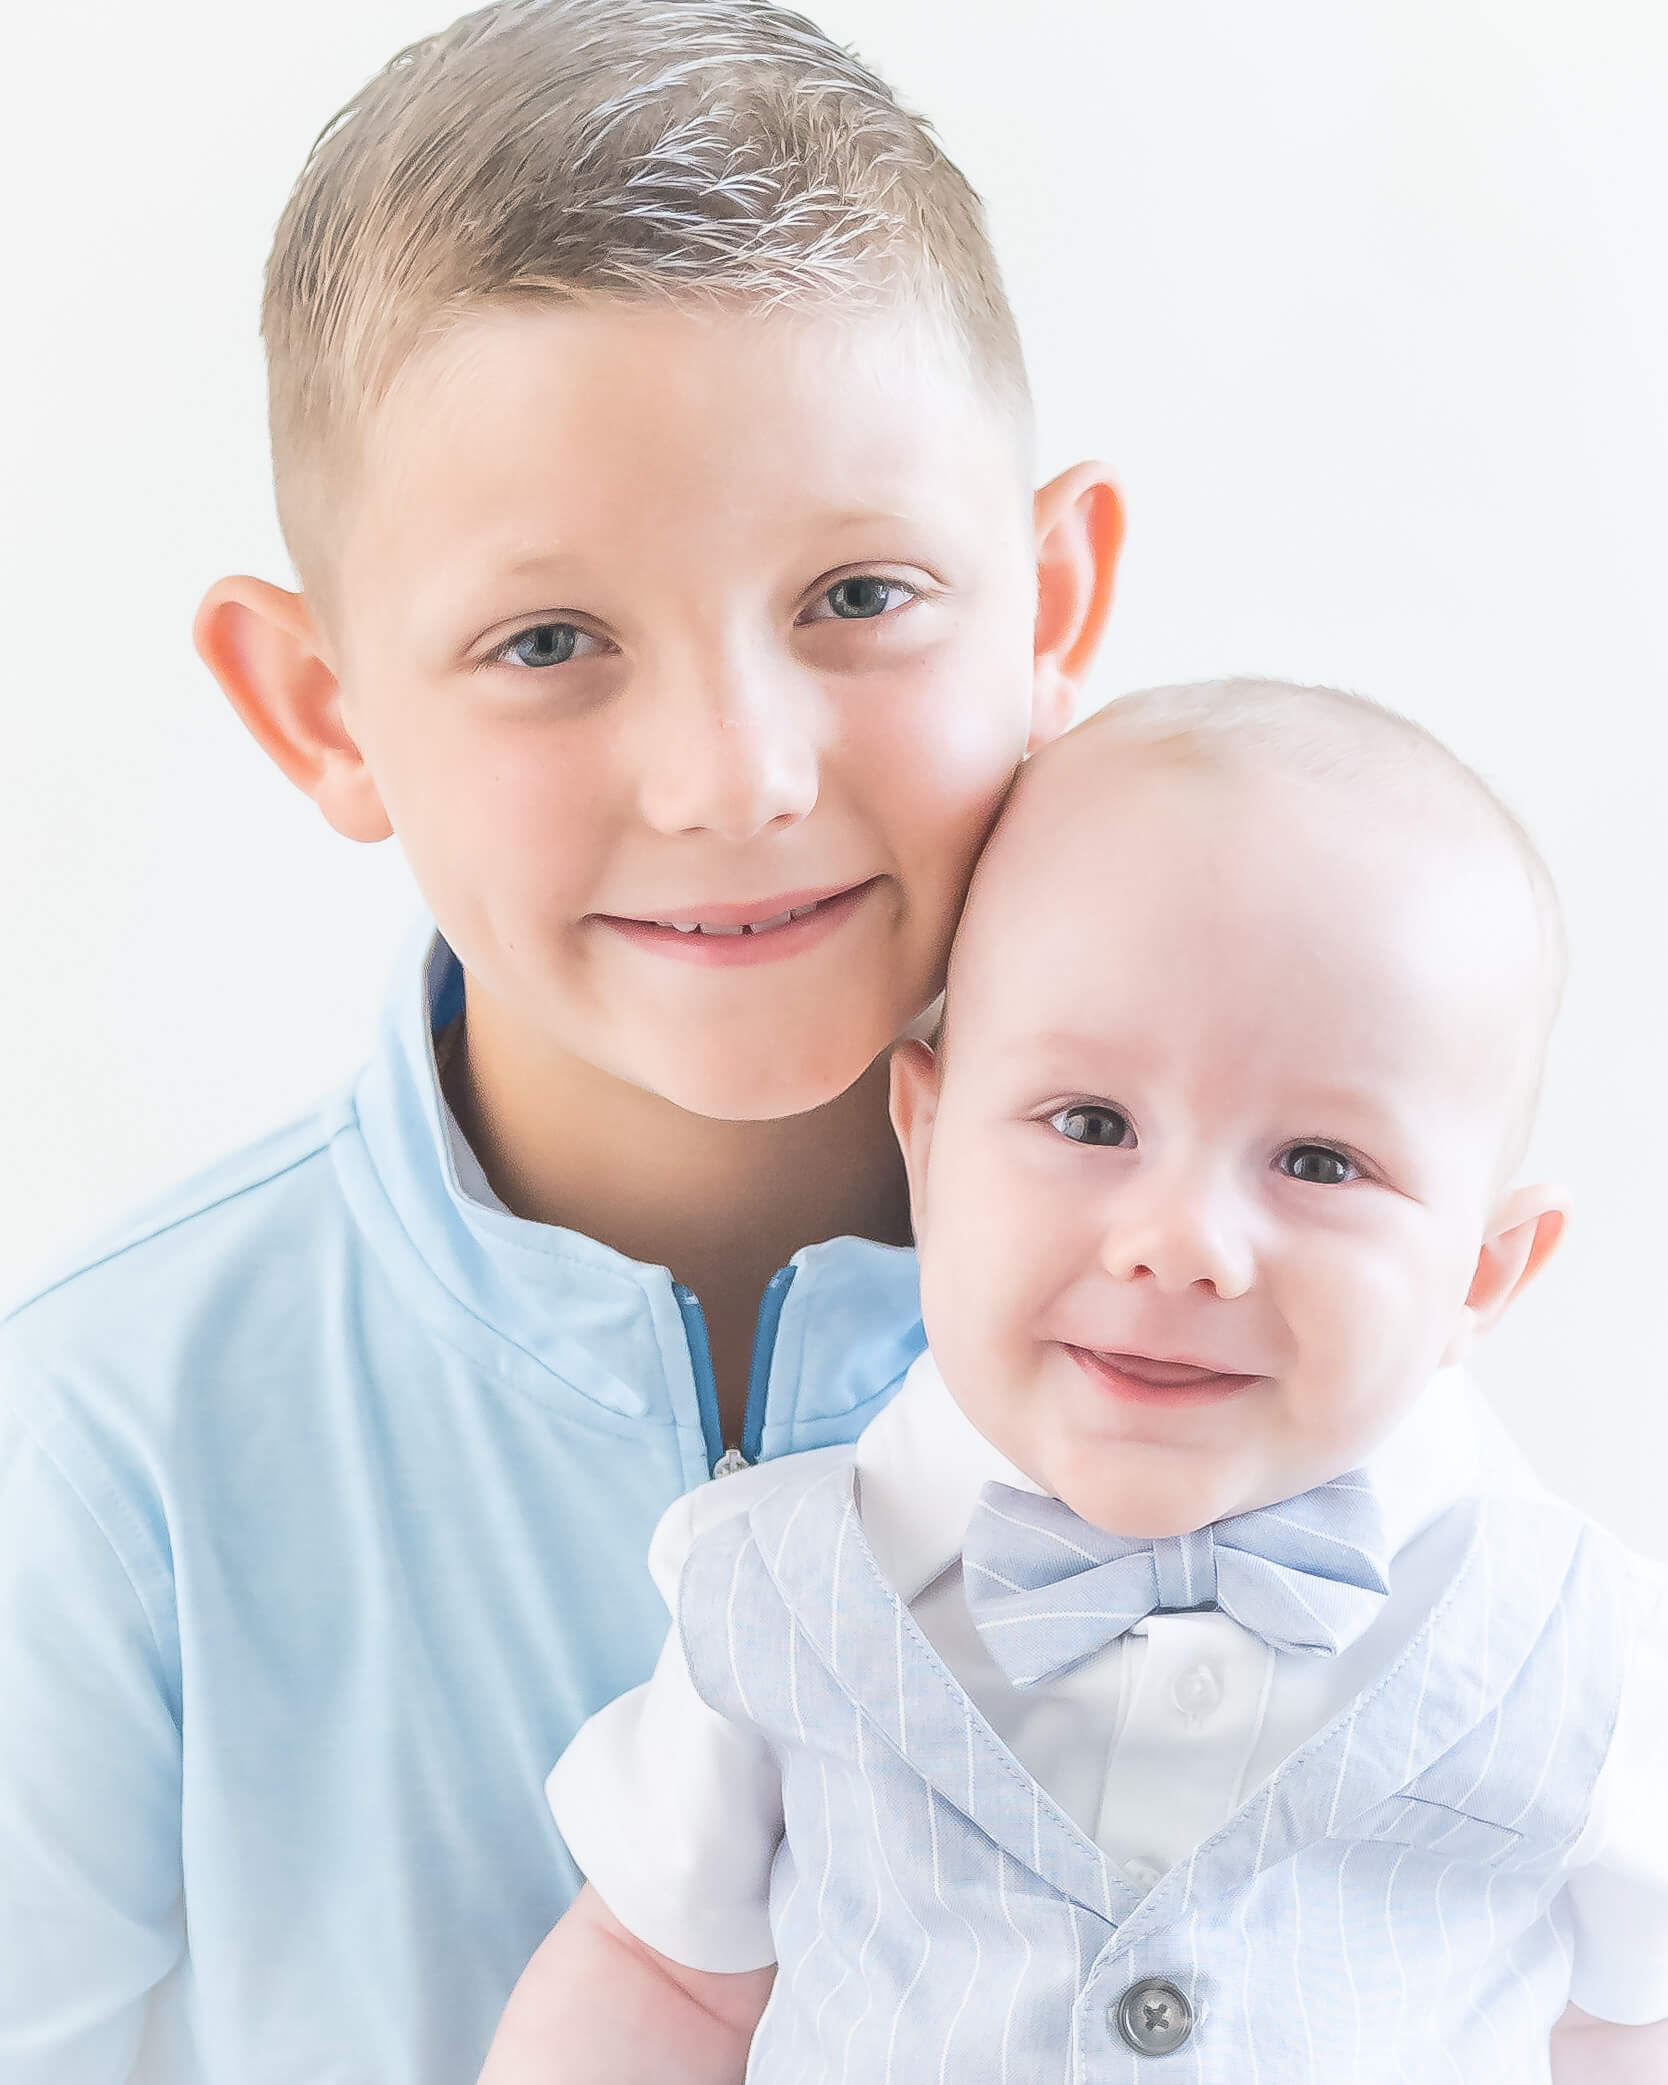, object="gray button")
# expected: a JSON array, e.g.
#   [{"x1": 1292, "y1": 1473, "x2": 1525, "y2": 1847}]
[{"x1": 1113, "y1": 1977, "x2": 1194, "y2": 2056}]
